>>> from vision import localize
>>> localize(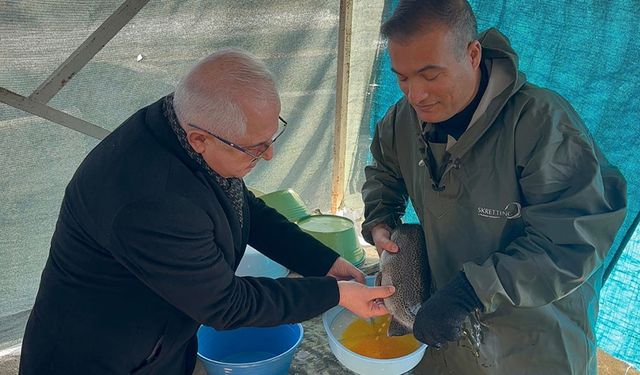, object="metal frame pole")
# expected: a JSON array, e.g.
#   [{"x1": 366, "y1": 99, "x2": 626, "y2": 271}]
[
  {"x1": 0, "y1": 87, "x2": 110, "y2": 140},
  {"x1": 29, "y1": 0, "x2": 151, "y2": 104},
  {"x1": 331, "y1": 0, "x2": 354, "y2": 213},
  {"x1": 604, "y1": 211, "x2": 640, "y2": 282}
]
